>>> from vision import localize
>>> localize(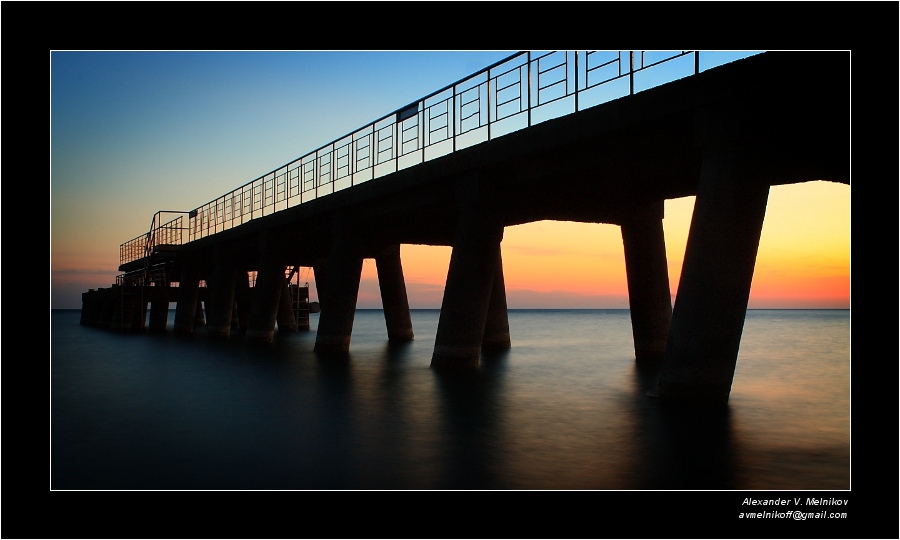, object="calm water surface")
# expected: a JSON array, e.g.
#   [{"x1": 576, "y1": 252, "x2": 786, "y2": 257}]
[{"x1": 50, "y1": 309, "x2": 850, "y2": 491}]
